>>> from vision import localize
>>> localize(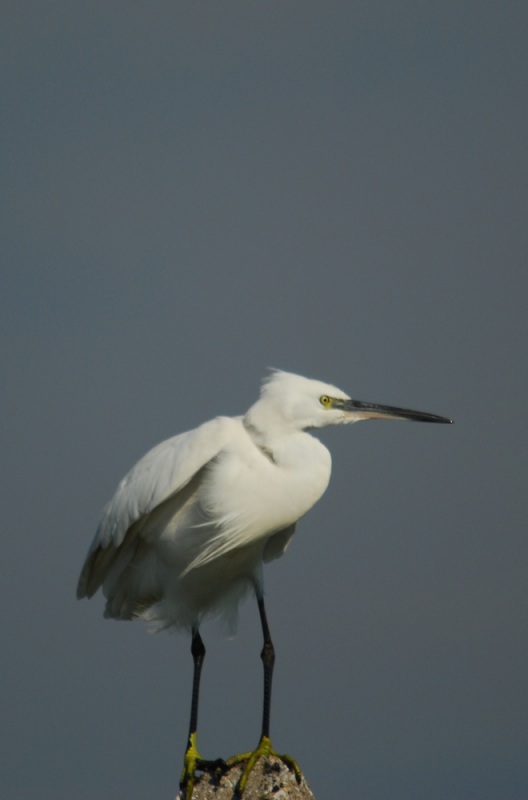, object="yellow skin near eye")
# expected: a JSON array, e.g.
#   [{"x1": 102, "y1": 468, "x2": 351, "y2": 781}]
[{"x1": 320, "y1": 395, "x2": 333, "y2": 408}]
